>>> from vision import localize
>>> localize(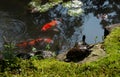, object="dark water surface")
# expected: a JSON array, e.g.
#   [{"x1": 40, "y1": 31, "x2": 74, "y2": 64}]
[
  {"x1": 0, "y1": 0, "x2": 34, "y2": 50},
  {"x1": 0, "y1": 0, "x2": 120, "y2": 53}
]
